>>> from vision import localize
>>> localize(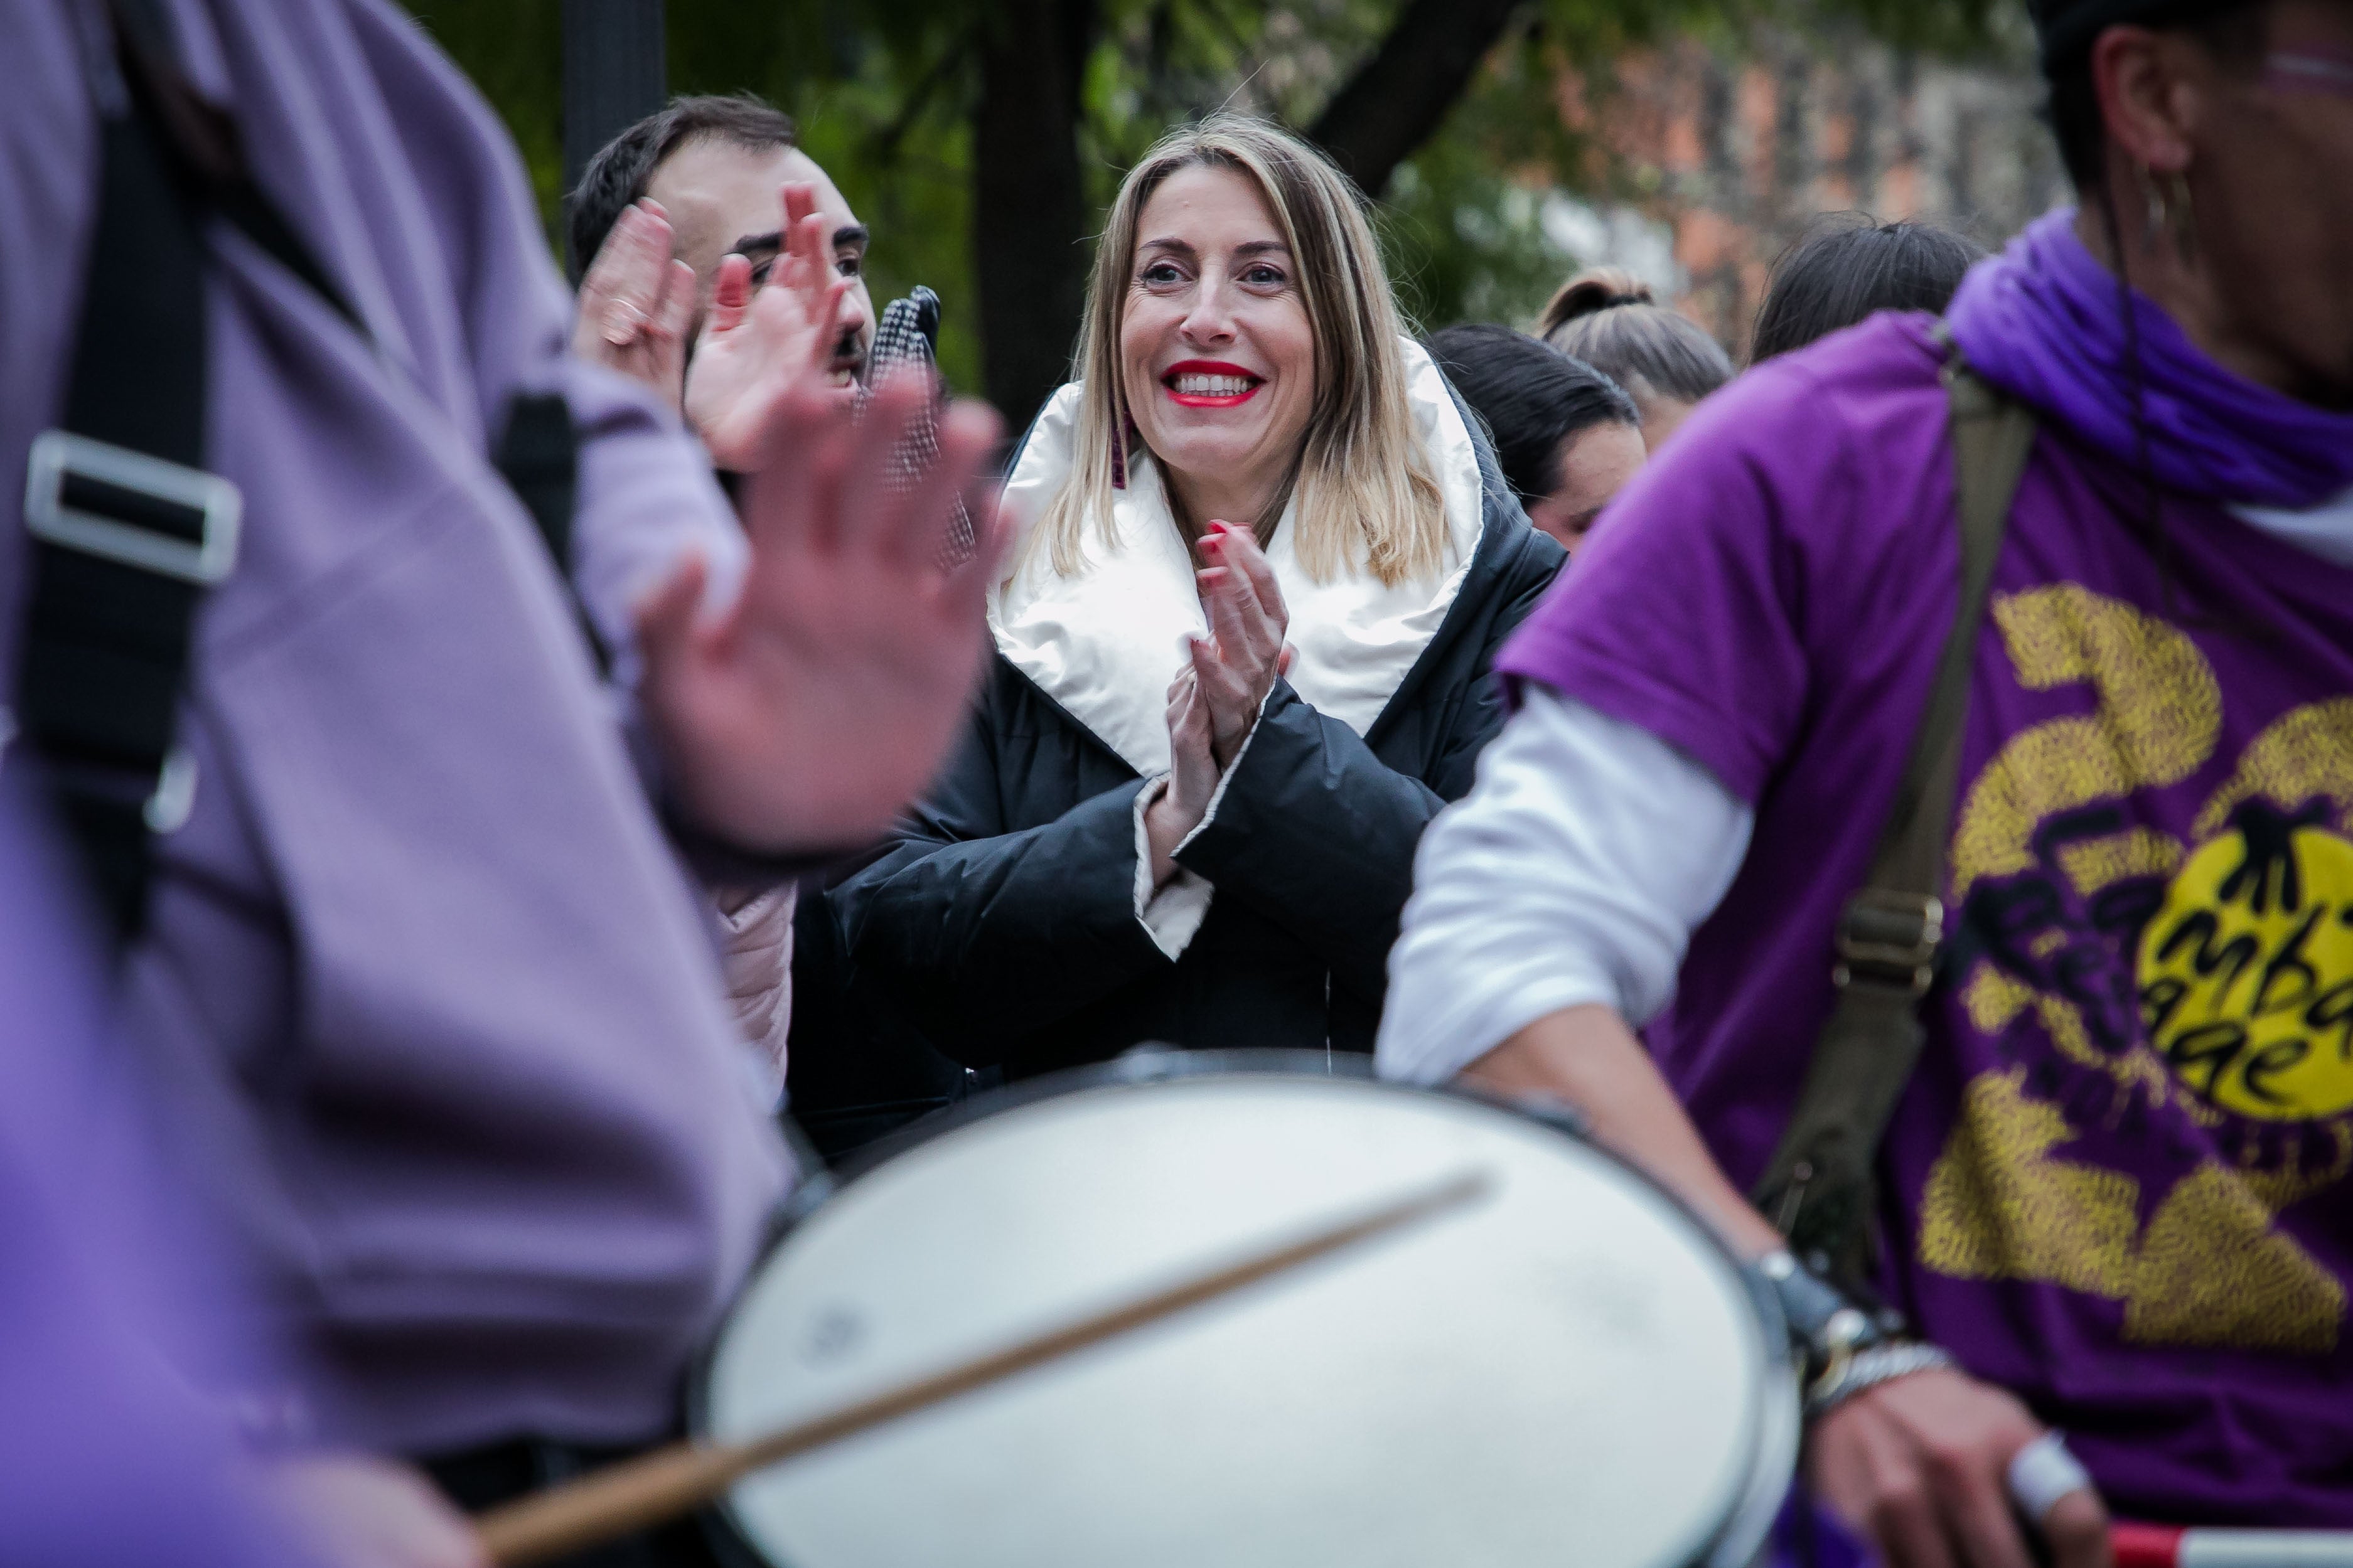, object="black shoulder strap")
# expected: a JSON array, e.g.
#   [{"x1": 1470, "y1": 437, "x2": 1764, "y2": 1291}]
[
  {"x1": 19, "y1": 4, "x2": 593, "y2": 947},
  {"x1": 14, "y1": 2, "x2": 228, "y2": 946},
  {"x1": 495, "y1": 393, "x2": 603, "y2": 678},
  {"x1": 1748, "y1": 342, "x2": 2036, "y2": 1283}
]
